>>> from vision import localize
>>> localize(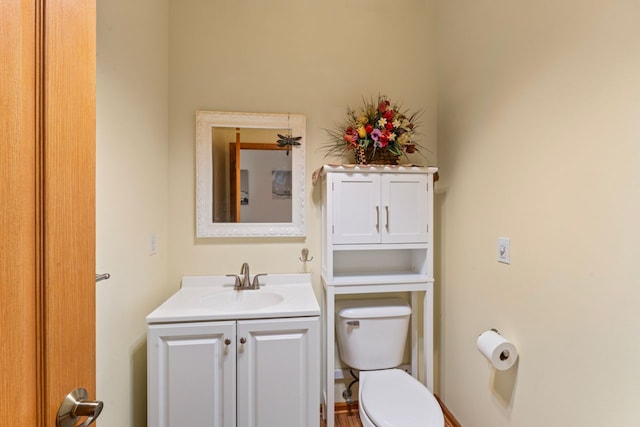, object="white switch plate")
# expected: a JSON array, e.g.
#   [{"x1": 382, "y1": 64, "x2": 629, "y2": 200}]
[
  {"x1": 149, "y1": 233, "x2": 157, "y2": 256},
  {"x1": 497, "y1": 237, "x2": 510, "y2": 264}
]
